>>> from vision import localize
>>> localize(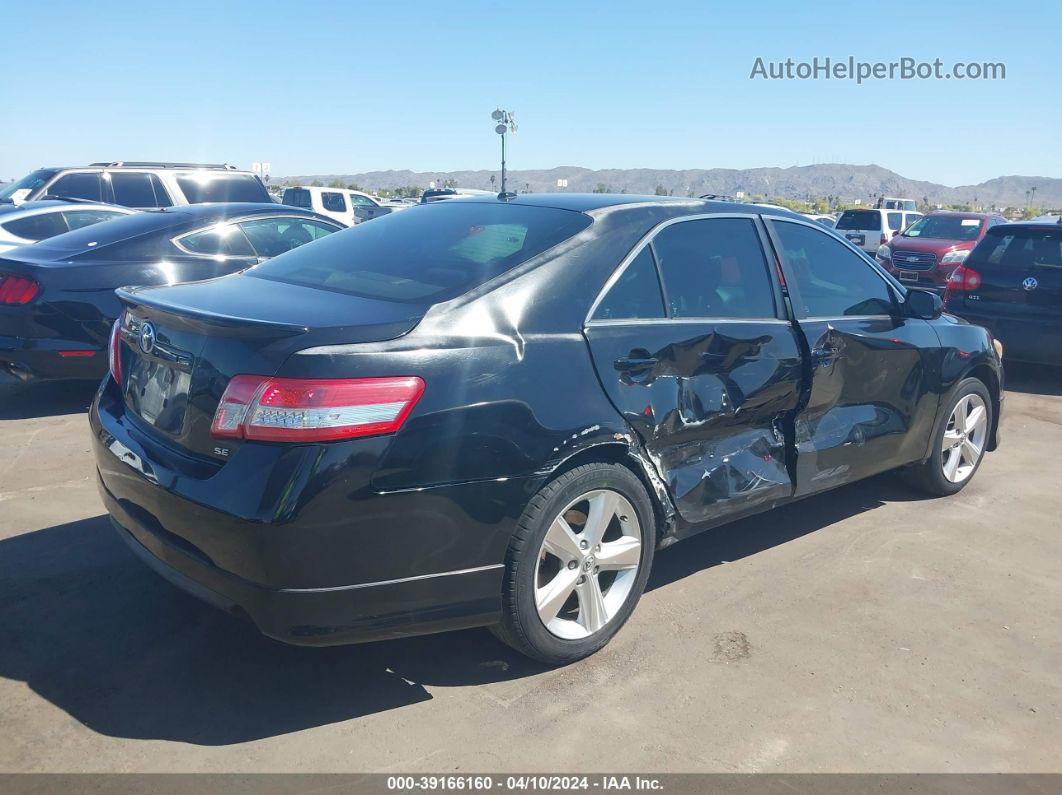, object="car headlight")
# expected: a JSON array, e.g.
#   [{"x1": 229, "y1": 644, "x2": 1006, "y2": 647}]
[
  {"x1": 940, "y1": 249, "x2": 970, "y2": 265},
  {"x1": 876, "y1": 245, "x2": 891, "y2": 260}
]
